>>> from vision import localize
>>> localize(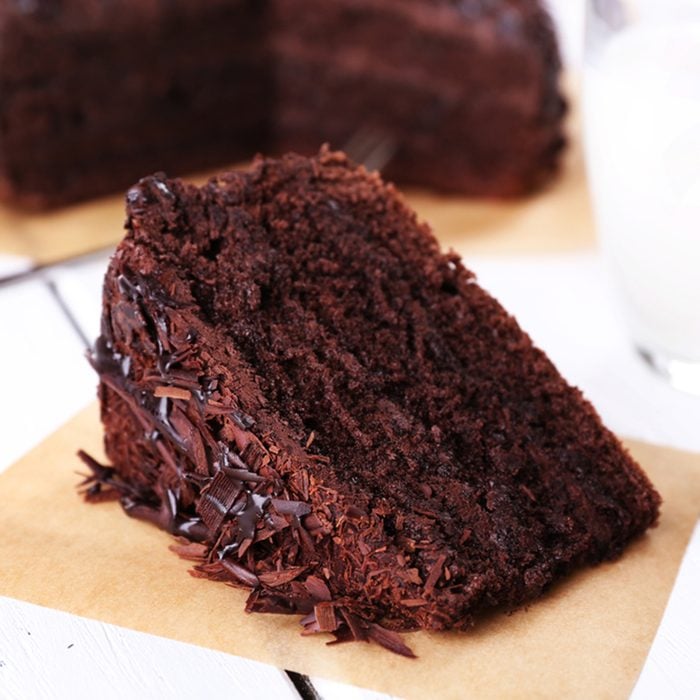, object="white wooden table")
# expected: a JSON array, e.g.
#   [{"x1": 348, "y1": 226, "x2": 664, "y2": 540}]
[
  {"x1": 0, "y1": 248, "x2": 698, "y2": 699},
  {"x1": 1, "y1": 6, "x2": 699, "y2": 697}
]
